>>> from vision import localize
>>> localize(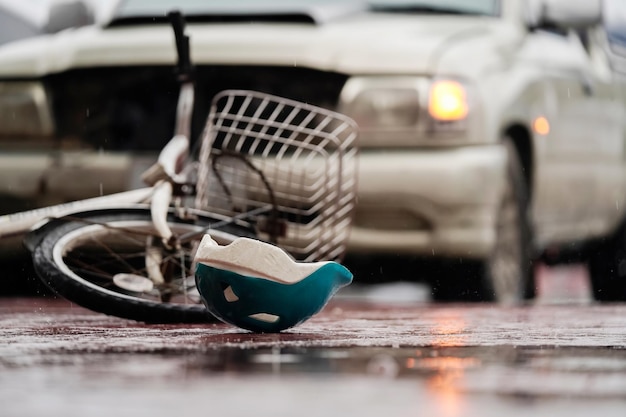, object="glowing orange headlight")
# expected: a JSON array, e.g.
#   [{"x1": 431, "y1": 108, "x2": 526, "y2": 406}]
[{"x1": 428, "y1": 80, "x2": 469, "y2": 121}]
